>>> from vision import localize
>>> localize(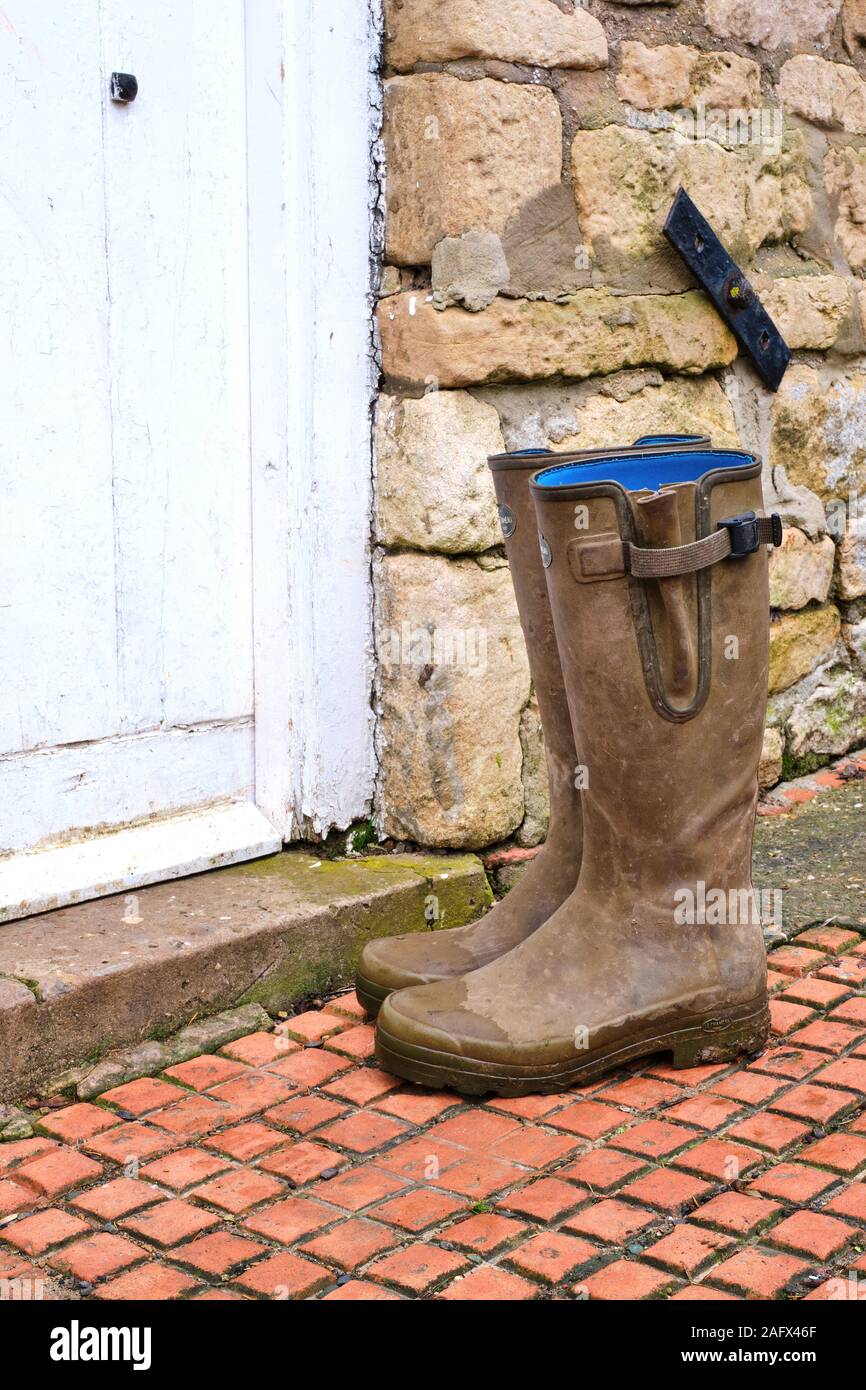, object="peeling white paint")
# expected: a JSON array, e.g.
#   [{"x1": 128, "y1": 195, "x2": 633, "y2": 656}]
[{"x1": 264, "y1": 0, "x2": 380, "y2": 838}]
